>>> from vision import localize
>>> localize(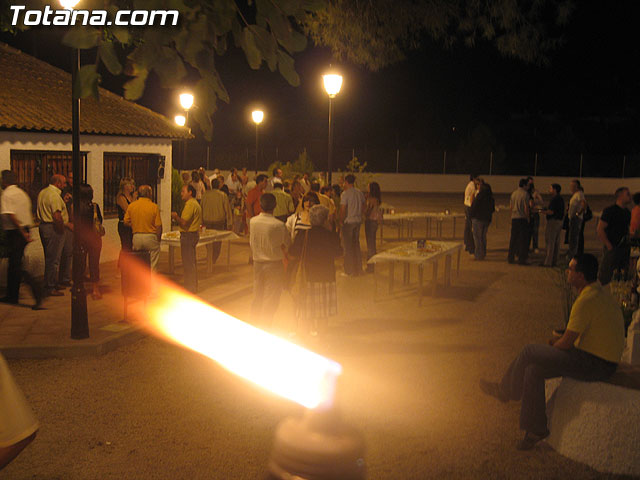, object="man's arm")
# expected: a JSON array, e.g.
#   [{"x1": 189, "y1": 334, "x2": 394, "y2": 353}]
[
  {"x1": 551, "y1": 329, "x2": 580, "y2": 350},
  {"x1": 7, "y1": 213, "x2": 31, "y2": 242},
  {"x1": 597, "y1": 219, "x2": 612, "y2": 250},
  {"x1": 224, "y1": 196, "x2": 233, "y2": 229},
  {"x1": 247, "y1": 195, "x2": 255, "y2": 218},
  {"x1": 339, "y1": 204, "x2": 347, "y2": 225},
  {"x1": 171, "y1": 210, "x2": 189, "y2": 230},
  {"x1": 123, "y1": 209, "x2": 132, "y2": 227}
]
